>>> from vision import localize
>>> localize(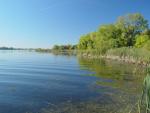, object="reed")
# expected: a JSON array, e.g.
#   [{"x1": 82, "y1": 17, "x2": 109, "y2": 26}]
[{"x1": 106, "y1": 47, "x2": 150, "y2": 65}]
